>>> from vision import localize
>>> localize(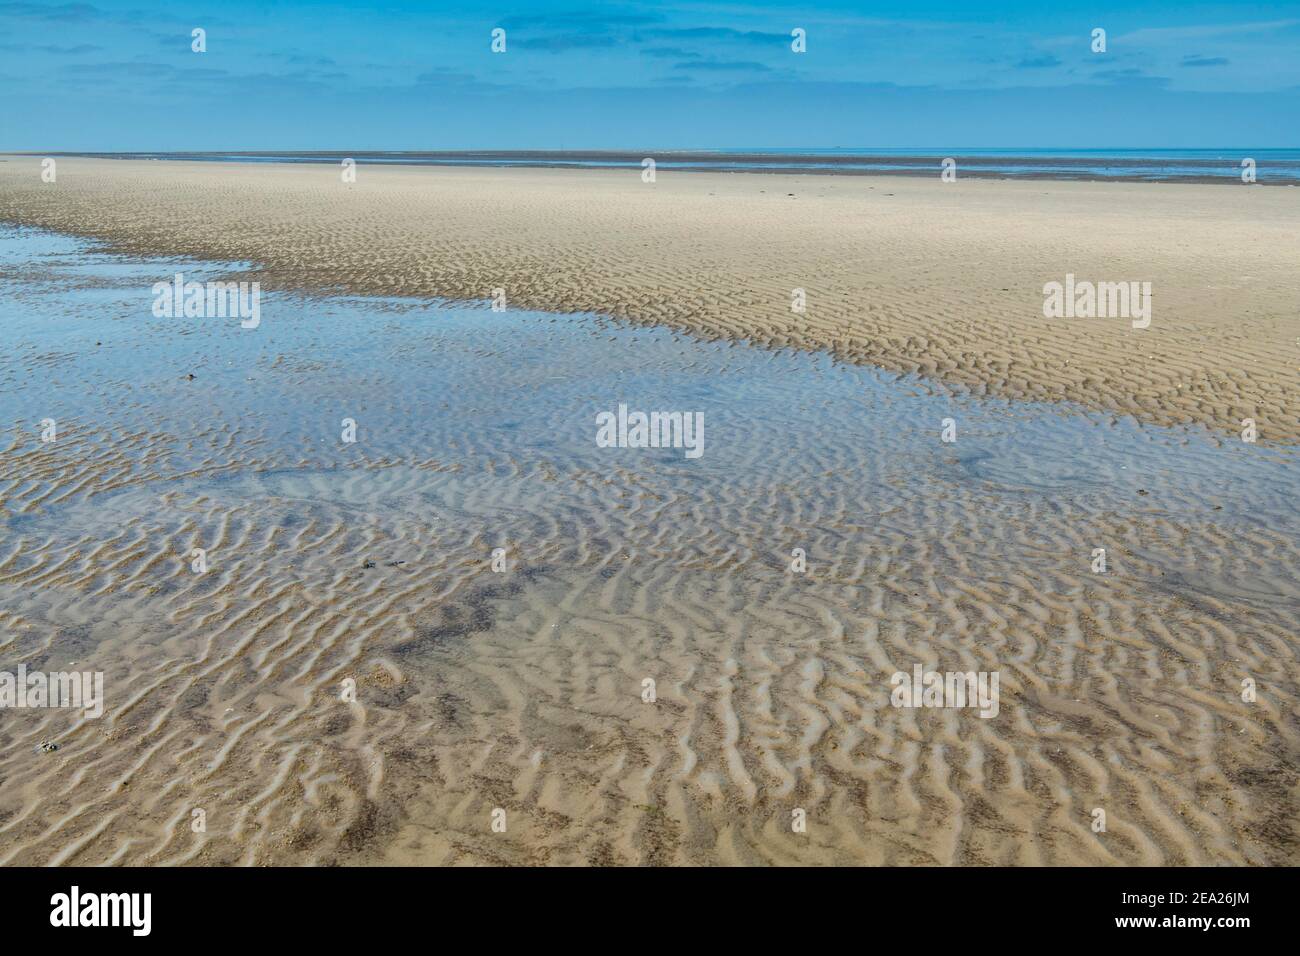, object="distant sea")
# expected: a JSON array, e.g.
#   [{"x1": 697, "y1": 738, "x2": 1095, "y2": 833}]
[{"x1": 36, "y1": 148, "x2": 1300, "y2": 183}]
